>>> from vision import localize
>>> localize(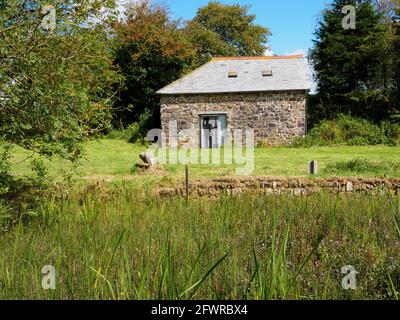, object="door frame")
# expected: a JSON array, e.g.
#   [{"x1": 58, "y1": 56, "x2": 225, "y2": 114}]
[{"x1": 199, "y1": 113, "x2": 228, "y2": 149}]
